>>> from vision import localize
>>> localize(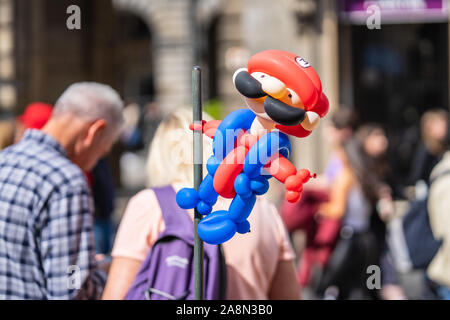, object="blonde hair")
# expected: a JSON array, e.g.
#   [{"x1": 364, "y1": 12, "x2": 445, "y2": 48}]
[{"x1": 146, "y1": 108, "x2": 213, "y2": 187}]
